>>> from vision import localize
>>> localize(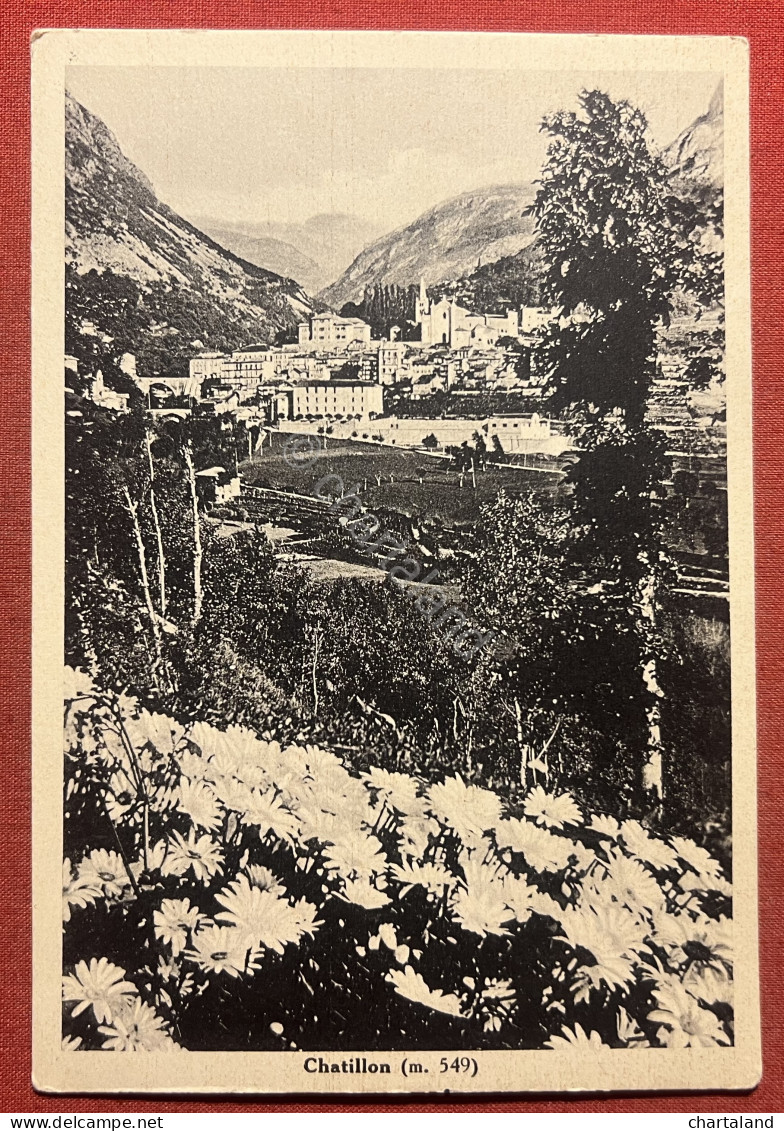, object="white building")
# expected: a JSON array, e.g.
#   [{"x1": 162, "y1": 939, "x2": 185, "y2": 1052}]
[
  {"x1": 377, "y1": 340, "x2": 408, "y2": 385},
  {"x1": 298, "y1": 312, "x2": 372, "y2": 350},
  {"x1": 282, "y1": 381, "x2": 383, "y2": 420},
  {"x1": 87, "y1": 370, "x2": 129, "y2": 413}
]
